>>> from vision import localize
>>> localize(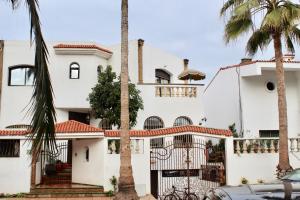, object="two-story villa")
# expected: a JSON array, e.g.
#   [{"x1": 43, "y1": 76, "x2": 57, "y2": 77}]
[{"x1": 0, "y1": 39, "x2": 230, "y2": 198}]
